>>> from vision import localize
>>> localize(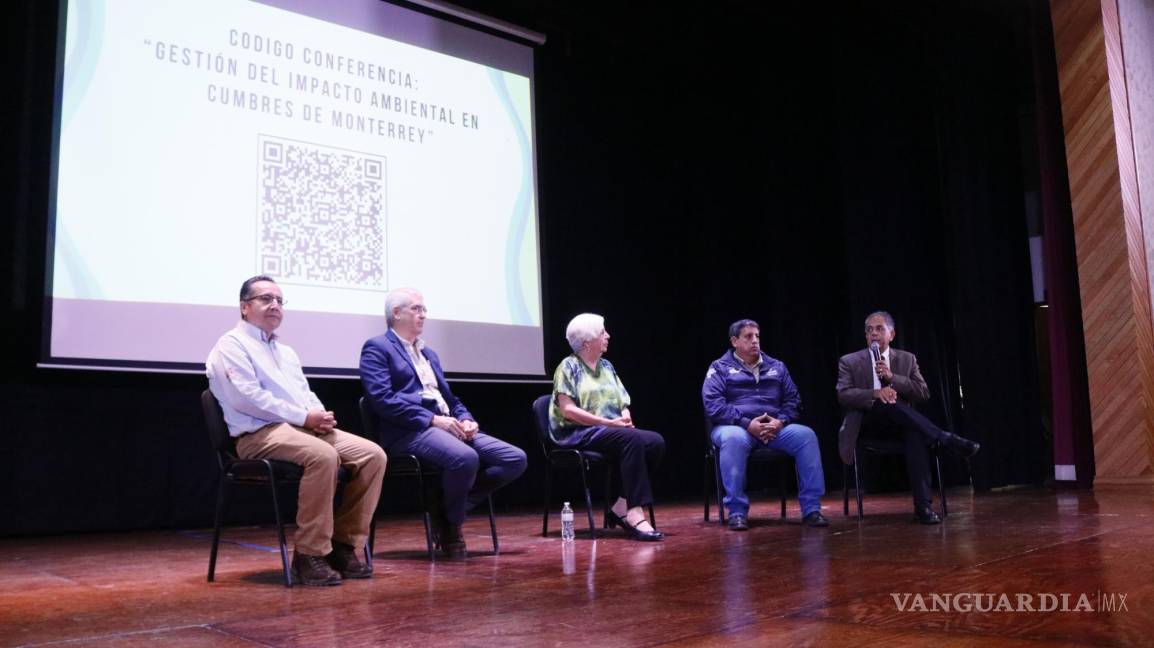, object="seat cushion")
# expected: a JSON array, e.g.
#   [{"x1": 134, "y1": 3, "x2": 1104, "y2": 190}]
[
  {"x1": 385, "y1": 454, "x2": 443, "y2": 477},
  {"x1": 227, "y1": 459, "x2": 352, "y2": 483},
  {"x1": 748, "y1": 447, "x2": 792, "y2": 462},
  {"x1": 858, "y1": 439, "x2": 908, "y2": 455},
  {"x1": 549, "y1": 449, "x2": 607, "y2": 466}
]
